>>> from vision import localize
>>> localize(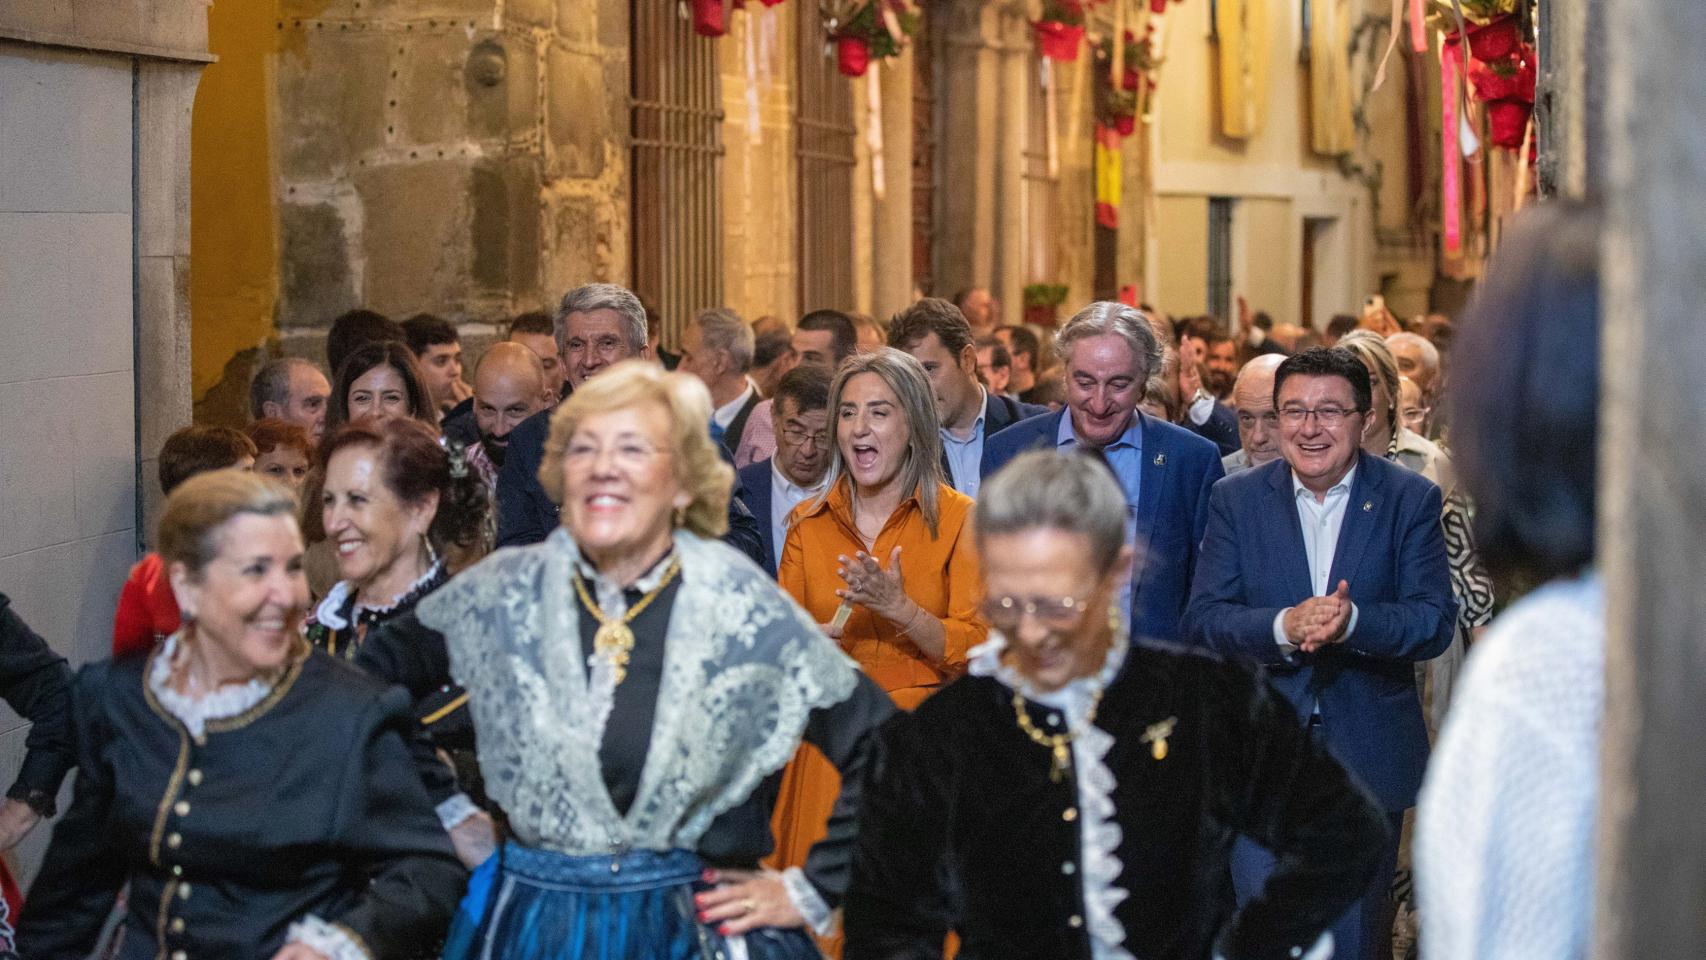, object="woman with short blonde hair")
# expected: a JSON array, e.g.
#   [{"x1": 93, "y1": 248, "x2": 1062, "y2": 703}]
[
  {"x1": 417, "y1": 359, "x2": 894, "y2": 960},
  {"x1": 23, "y1": 469, "x2": 464, "y2": 960}
]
